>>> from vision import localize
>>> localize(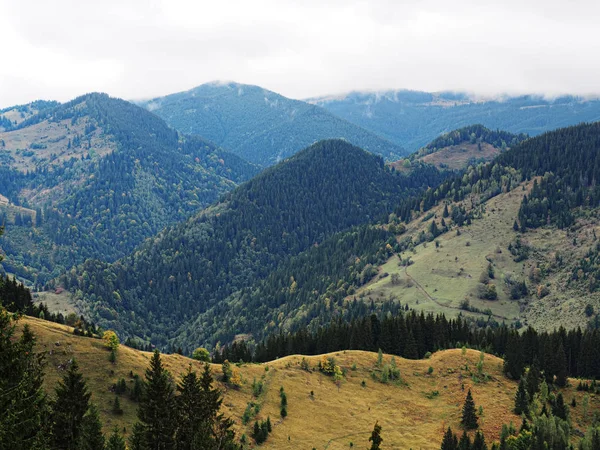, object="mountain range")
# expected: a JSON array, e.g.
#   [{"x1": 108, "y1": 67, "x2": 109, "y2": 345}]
[
  {"x1": 309, "y1": 90, "x2": 600, "y2": 150},
  {"x1": 138, "y1": 81, "x2": 406, "y2": 166}
]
